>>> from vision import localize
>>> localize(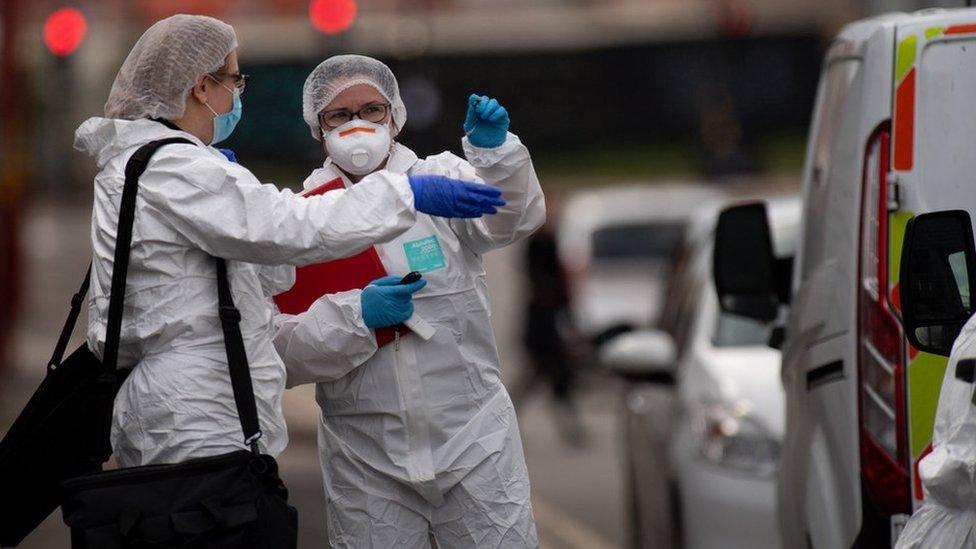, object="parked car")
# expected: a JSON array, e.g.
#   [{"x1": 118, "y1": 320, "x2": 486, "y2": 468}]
[
  {"x1": 602, "y1": 196, "x2": 800, "y2": 549},
  {"x1": 710, "y1": 8, "x2": 976, "y2": 547},
  {"x1": 557, "y1": 183, "x2": 726, "y2": 345}
]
